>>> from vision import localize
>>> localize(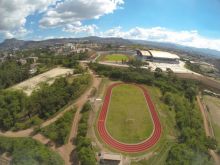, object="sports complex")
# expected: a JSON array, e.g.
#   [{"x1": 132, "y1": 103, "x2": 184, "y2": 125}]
[{"x1": 97, "y1": 83, "x2": 162, "y2": 153}]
